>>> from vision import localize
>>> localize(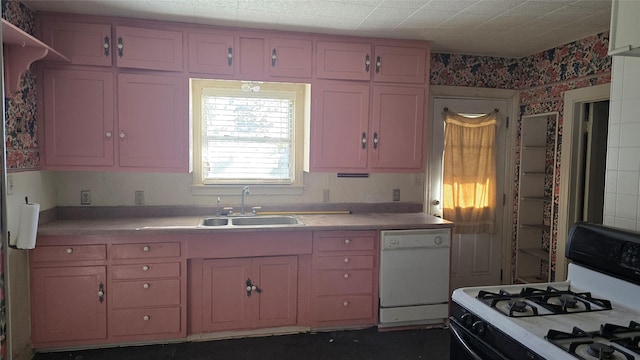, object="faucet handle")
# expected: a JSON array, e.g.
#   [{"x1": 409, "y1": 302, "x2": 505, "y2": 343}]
[
  {"x1": 223, "y1": 207, "x2": 234, "y2": 215},
  {"x1": 251, "y1": 206, "x2": 262, "y2": 215}
]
